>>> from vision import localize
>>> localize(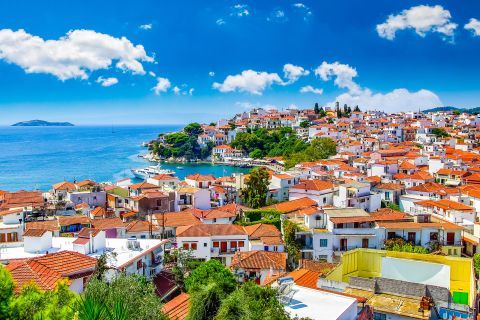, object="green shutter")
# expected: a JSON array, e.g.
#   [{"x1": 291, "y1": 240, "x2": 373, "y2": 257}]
[{"x1": 452, "y1": 291, "x2": 468, "y2": 305}]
